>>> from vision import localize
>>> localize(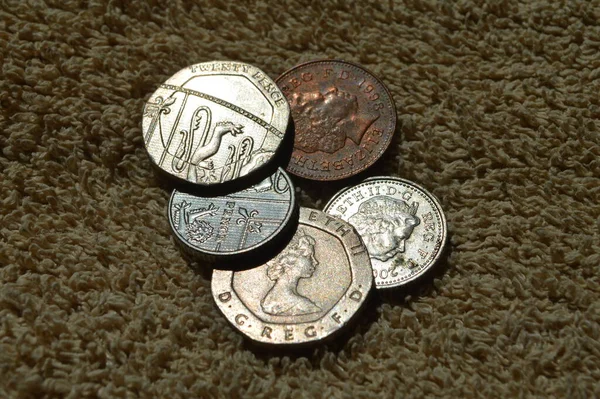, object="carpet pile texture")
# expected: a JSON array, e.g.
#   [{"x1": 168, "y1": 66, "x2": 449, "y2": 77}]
[{"x1": 1, "y1": 1, "x2": 599, "y2": 398}]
